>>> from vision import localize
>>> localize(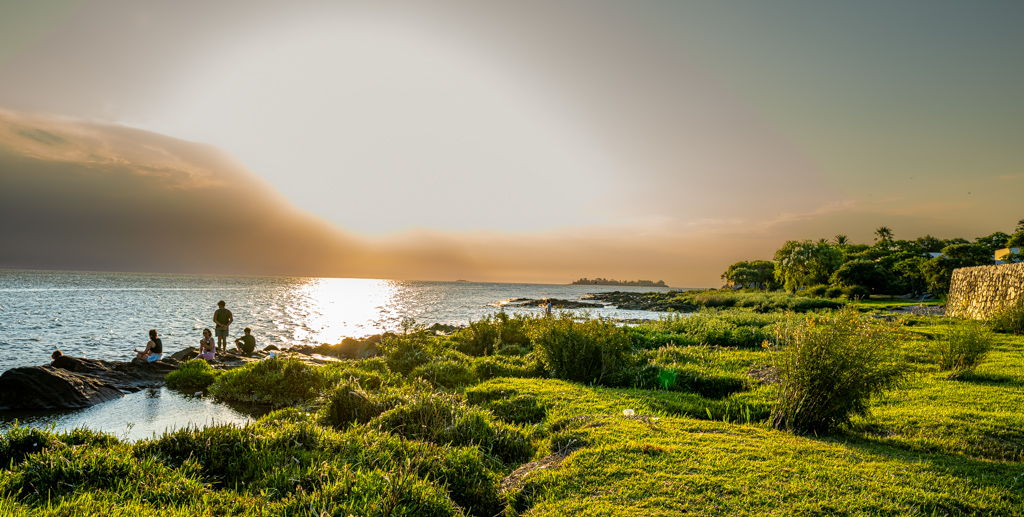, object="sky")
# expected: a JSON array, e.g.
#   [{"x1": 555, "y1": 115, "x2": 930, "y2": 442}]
[{"x1": 1, "y1": 0, "x2": 1022, "y2": 286}]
